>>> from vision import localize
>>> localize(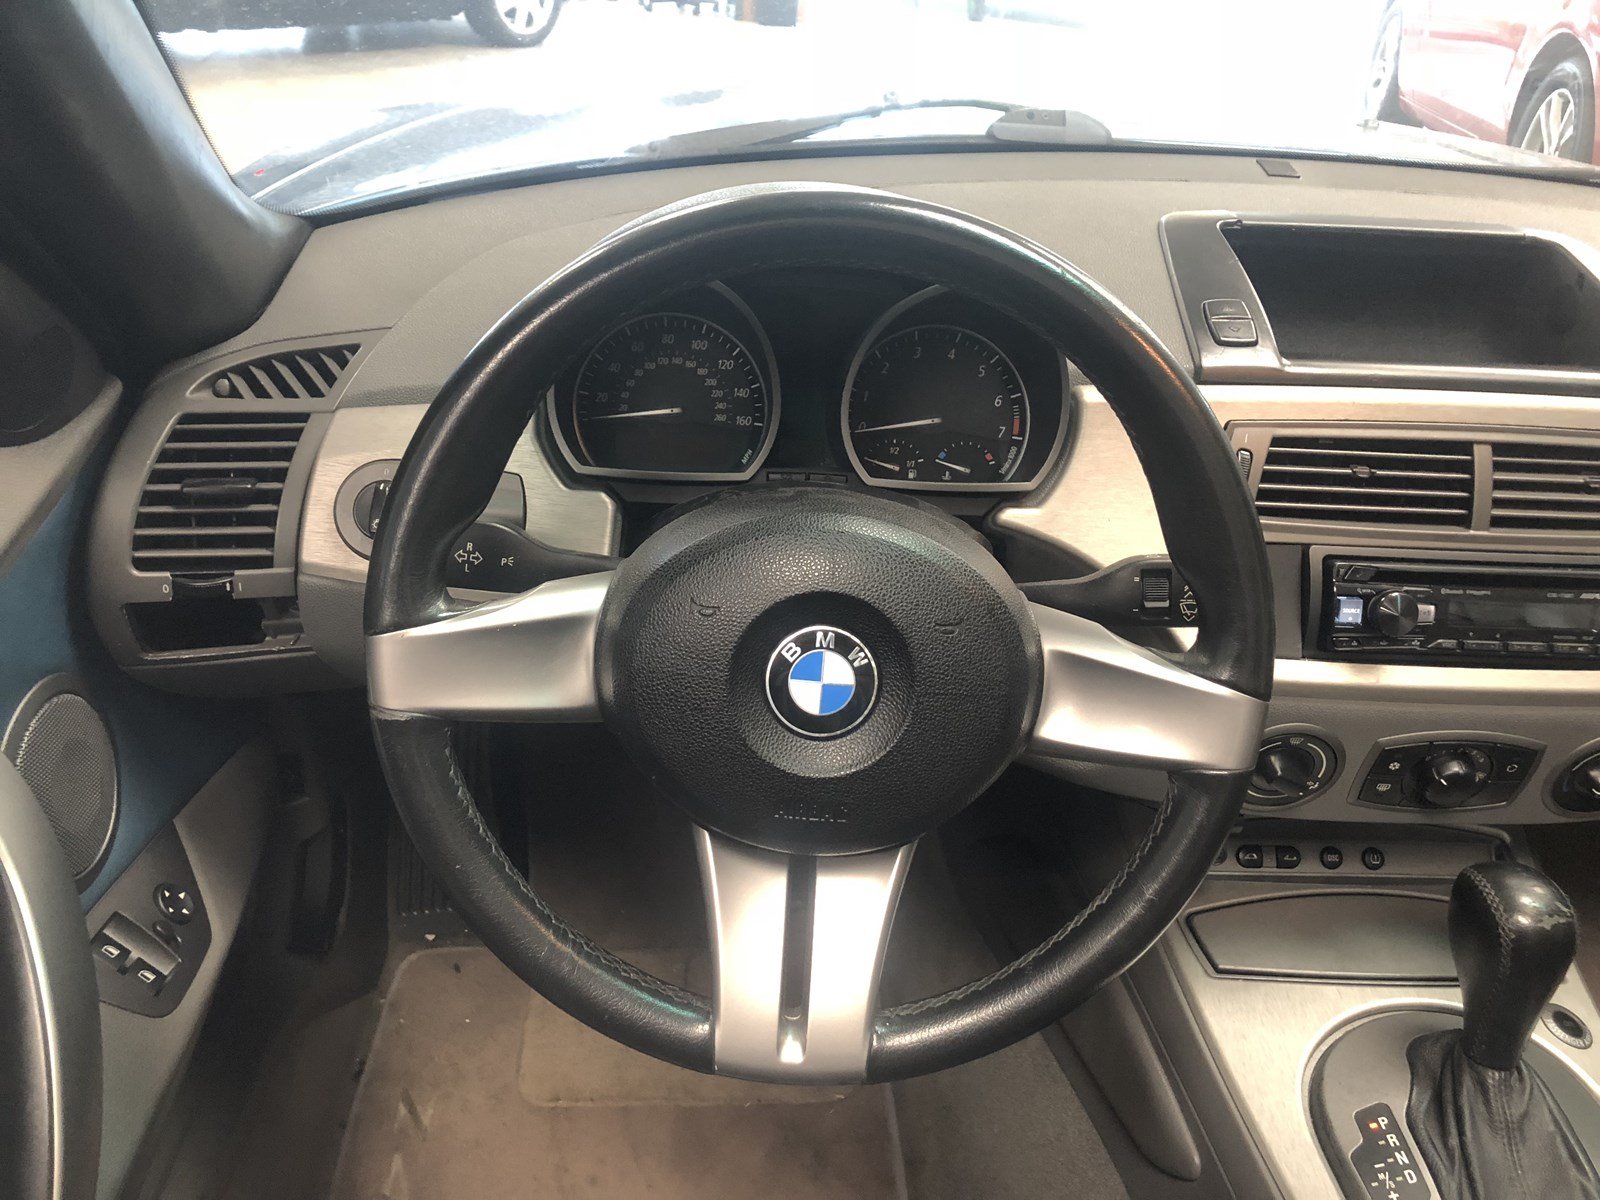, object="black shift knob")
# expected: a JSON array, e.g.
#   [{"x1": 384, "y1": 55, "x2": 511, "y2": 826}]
[{"x1": 1450, "y1": 861, "x2": 1578, "y2": 1070}]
